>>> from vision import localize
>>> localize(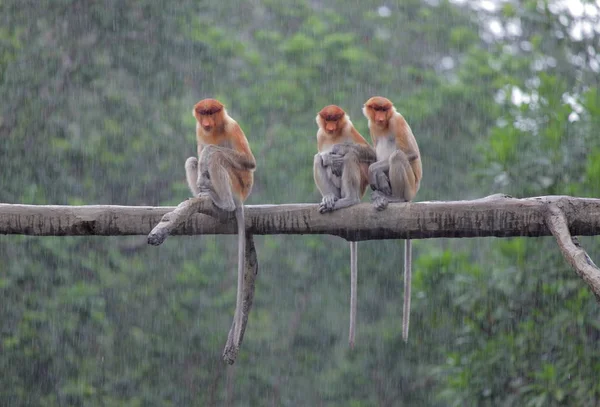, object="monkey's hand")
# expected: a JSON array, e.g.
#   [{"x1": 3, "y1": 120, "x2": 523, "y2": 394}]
[
  {"x1": 320, "y1": 153, "x2": 344, "y2": 175},
  {"x1": 371, "y1": 190, "x2": 389, "y2": 211},
  {"x1": 369, "y1": 170, "x2": 392, "y2": 196},
  {"x1": 319, "y1": 193, "x2": 338, "y2": 213},
  {"x1": 329, "y1": 155, "x2": 344, "y2": 176}
]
